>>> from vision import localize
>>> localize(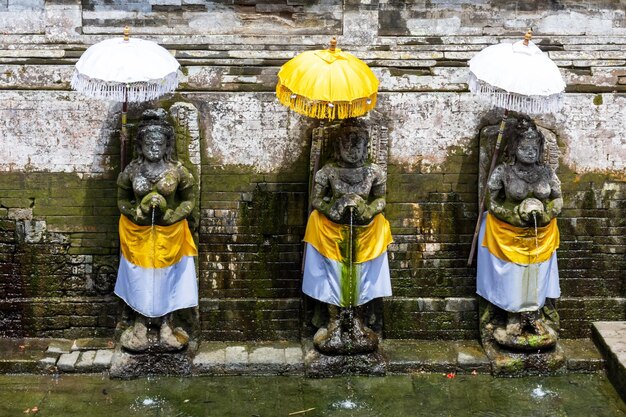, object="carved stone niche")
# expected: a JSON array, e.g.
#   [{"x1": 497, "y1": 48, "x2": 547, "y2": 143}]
[
  {"x1": 110, "y1": 102, "x2": 201, "y2": 378},
  {"x1": 477, "y1": 113, "x2": 565, "y2": 377},
  {"x1": 302, "y1": 112, "x2": 390, "y2": 377}
]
